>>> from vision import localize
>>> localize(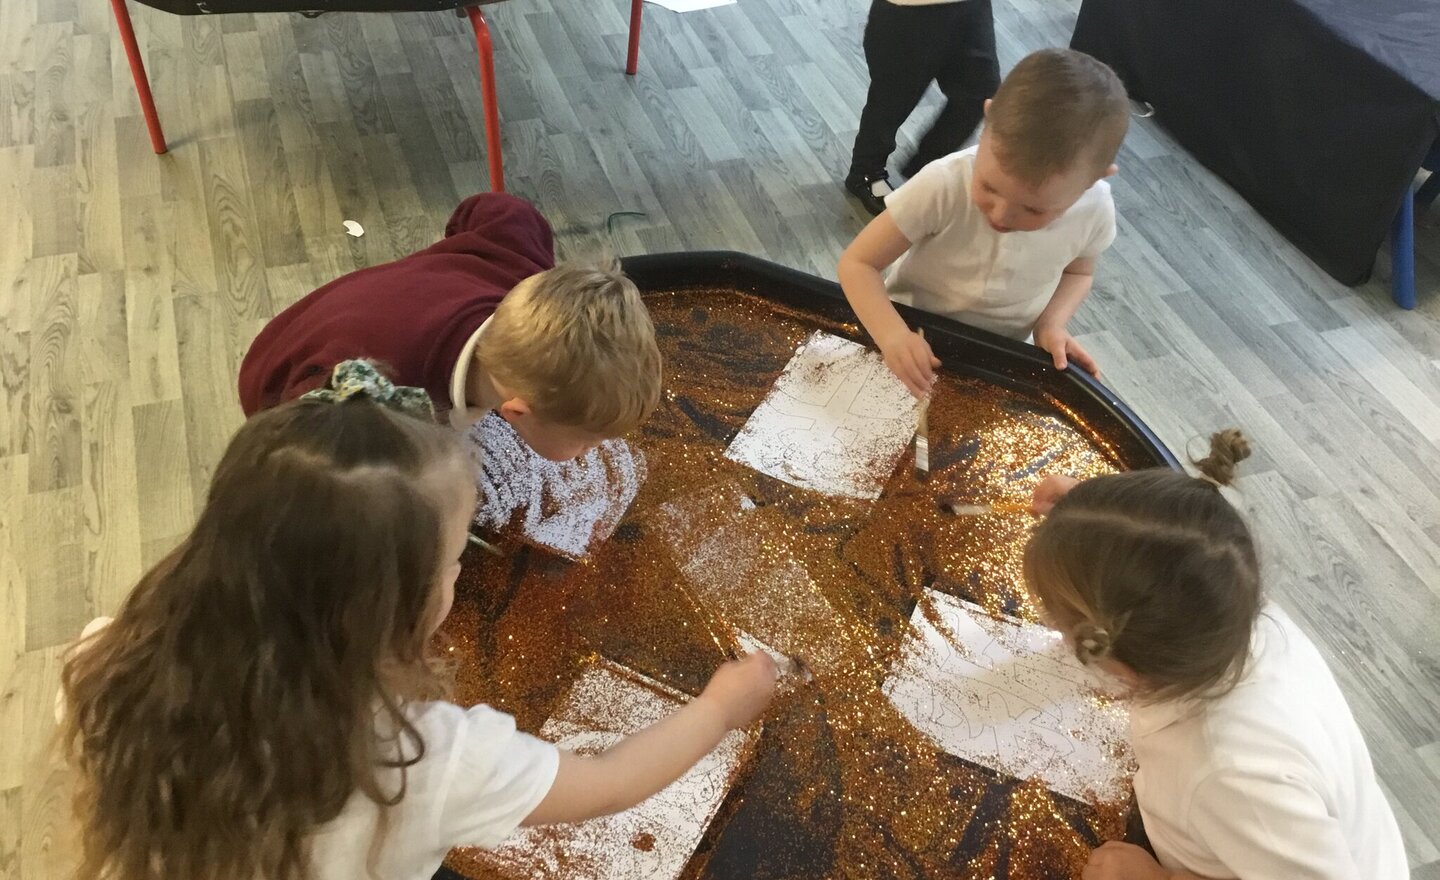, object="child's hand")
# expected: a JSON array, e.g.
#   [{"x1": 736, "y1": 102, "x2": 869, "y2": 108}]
[
  {"x1": 1031, "y1": 474, "x2": 1080, "y2": 515},
  {"x1": 878, "y1": 329, "x2": 940, "y2": 398},
  {"x1": 1082, "y1": 841, "x2": 1175, "y2": 880},
  {"x1": 1034, "y1": 323, "x2": 1101, "y2": 378},
  {"x1": 699, "y1": 651, "x2": 778, "y2": 730}
]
